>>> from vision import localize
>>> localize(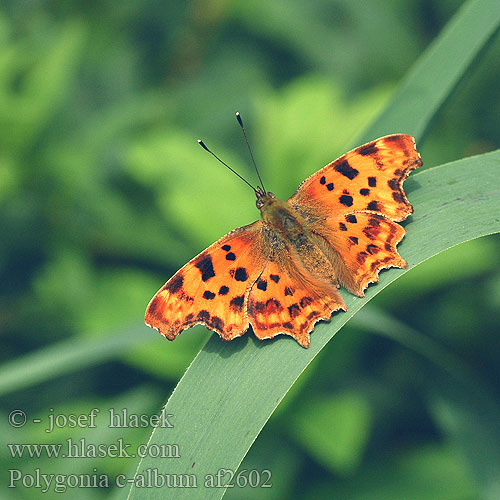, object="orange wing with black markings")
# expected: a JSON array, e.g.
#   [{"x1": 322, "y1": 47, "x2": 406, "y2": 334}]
[
  {"x1": 310, "y1": 212, "x2": 408, "y2": 296},
  {"x1": 289, "y1": 134, "x2": 422, "y2": 297},
  {"x1": 145, "y1": 131, "x2": 422, "y2": 348},
  {"x1": 145, "y1": 221, "x2": 268, "y2": 341},
  {"x1": 289, "y1": 134, "x2": 421, "y2": 221},
  {"x1": 248, "y1": 258, "x2": 346, "y2": 348}
]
